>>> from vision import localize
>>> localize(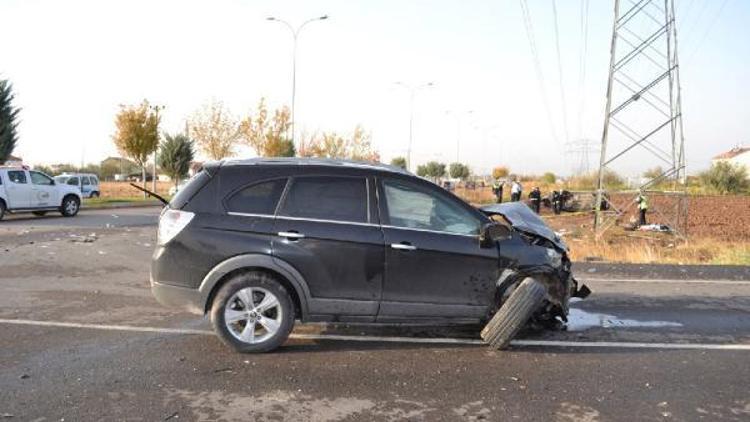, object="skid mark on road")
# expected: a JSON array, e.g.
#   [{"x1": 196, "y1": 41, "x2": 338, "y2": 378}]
[{"x1": 2, "y1": 318, "x2": 750, "y2": 351}]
